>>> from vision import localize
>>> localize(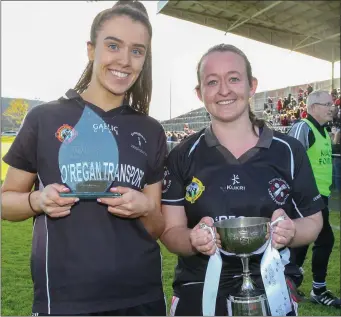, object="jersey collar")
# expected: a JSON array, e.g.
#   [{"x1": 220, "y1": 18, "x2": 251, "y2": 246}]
[
  {"x1": 62, "y1": 89, "x2": 130, "y2": 107},
  {"x1": 205, "y1": 124, "x2": 273, "y2": 149},
  {"x1": 61, "y1": 89, "x2": 133, "y2": 116}
]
